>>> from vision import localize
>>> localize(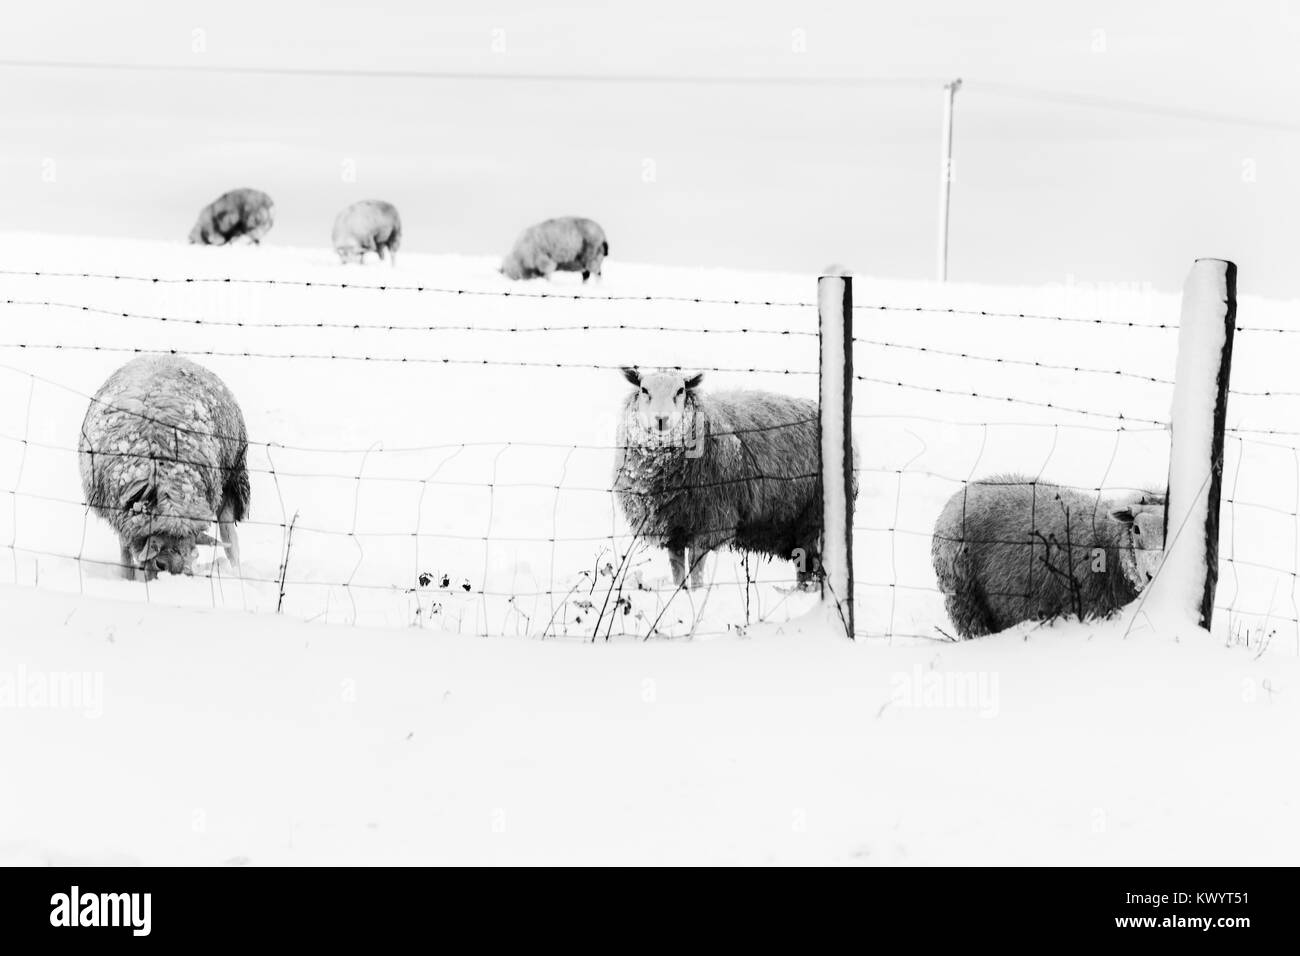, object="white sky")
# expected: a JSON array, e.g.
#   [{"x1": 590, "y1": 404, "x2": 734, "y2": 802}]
[{"x1": 3, "y1": 0, "x2": 1299, "y2": 295}]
